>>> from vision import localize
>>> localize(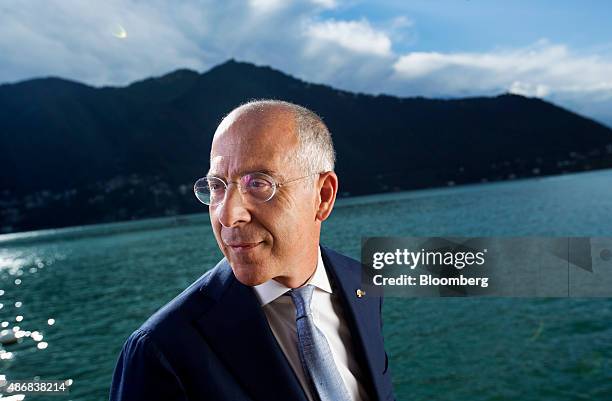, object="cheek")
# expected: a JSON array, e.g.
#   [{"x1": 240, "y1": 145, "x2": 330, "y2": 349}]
[{"x1": 266, "y1": 209, "x2": 312, "y2": 251}]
